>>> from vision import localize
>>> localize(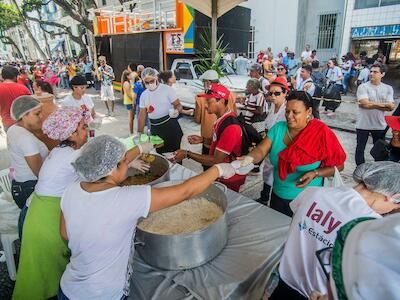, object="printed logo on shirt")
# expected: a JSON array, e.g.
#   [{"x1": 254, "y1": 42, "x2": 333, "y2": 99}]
[{"x1": 298, "y1": 201, "x2": 343, "y2": 247}]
